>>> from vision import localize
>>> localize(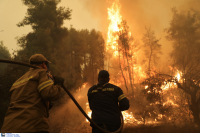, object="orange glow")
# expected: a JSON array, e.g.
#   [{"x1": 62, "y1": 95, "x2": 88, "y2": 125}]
[
  {"x1": 160, "y1": 67, "x2": 182, "y2": 91},
  {"x1": 161, "y1": 82, "x2": 177, "y2": 91},
  {"x1": 169, "y1": 66, "x2": 182, "y2": 82},
  {"x1": 175, "y1": 70, "x2": 182, "y2": 82},
  {"x1": 86, "y1": 103, "x2": 92, "y2": 122},
  {"x1": 106, "y1": 0, "x2": 122, "y2": 56},
  {"x1": 85, "y1": 103, "x2": 143, "y2": 124},
  {"x1": 82, "y1": 82, "x2": 88, "y2": 88},
  {"x1": 158, "y1": 114, "x2": 163, "y2": 119},
  {"x1": 85, "y1": 0, "x2": 182, "y2": 126},
  {"x1": 163, "y1": 98, "x2": 179, "y2": 107},
  {"x1": 85, "y1": 102, "x2": 166, "y2": 125},
  {"x1": 122, "y1": 111, "x2": 138, "y2": 124},
  {"x1": 106, "y1": 0, "x2": 146, "y2": 86}
]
